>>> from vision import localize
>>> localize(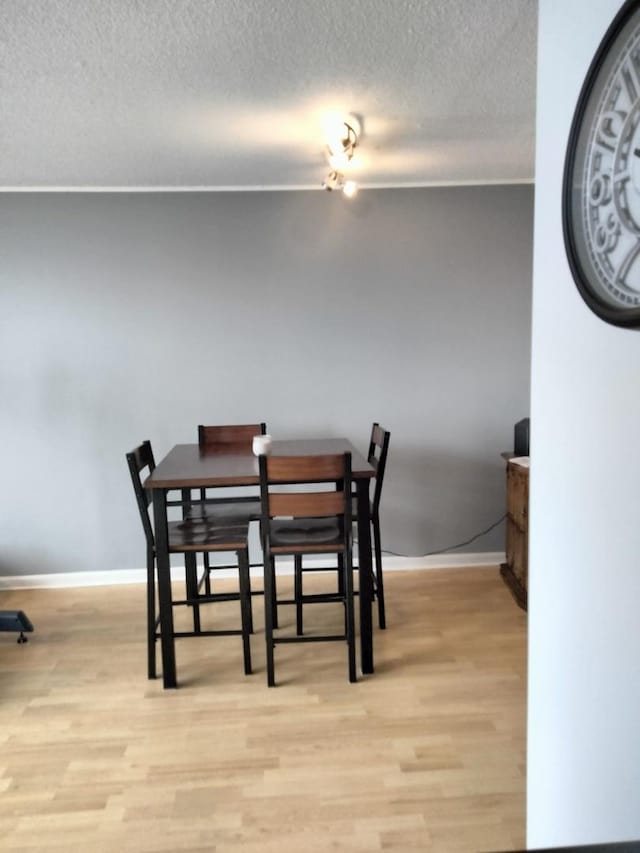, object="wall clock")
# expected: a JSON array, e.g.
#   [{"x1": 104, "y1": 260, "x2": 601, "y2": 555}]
[{"x1": 563, "y1": 0, "x2": 640, "y2": 327}]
